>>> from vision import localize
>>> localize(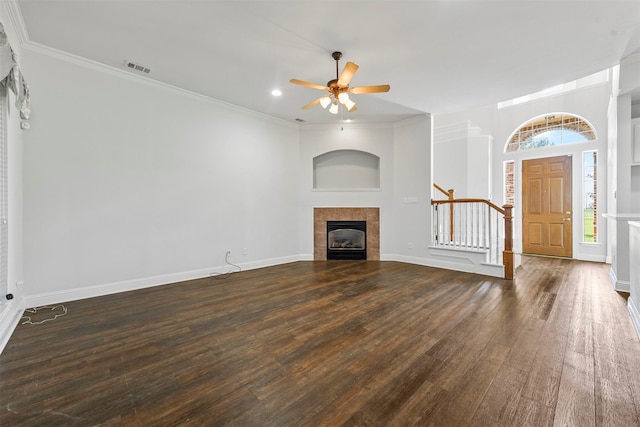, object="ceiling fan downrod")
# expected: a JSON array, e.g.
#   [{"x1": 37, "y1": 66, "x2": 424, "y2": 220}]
[{"x1": 332, "y1": 51, "x2": 342, "y2": 79}]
